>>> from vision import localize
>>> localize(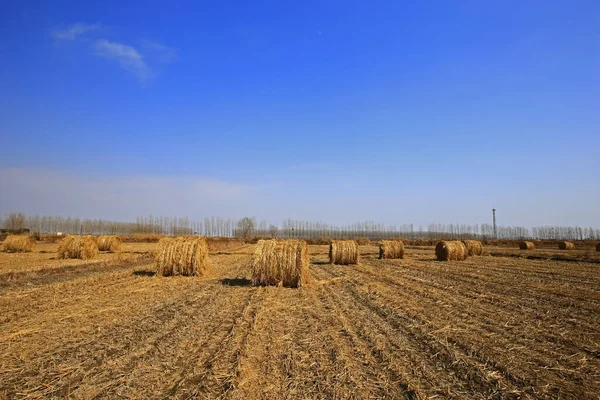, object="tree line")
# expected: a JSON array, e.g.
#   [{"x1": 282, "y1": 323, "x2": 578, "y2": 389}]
[{"x1": 1, "y1": 212, "x2": 598, "y2": 241}]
